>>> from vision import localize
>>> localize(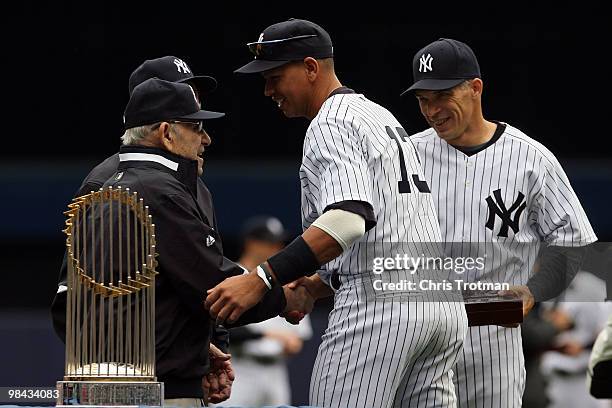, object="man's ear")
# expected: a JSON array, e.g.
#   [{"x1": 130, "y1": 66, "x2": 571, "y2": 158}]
[
  {"x1": 158, "y1": 122, "x2": 174, "y2": 150},
  {"x1": 471, "y1": 78, "x2": 484, "y2": 98},
  {"x1": 303, "y1": 57, "x2": 319, "y2": 82}
]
